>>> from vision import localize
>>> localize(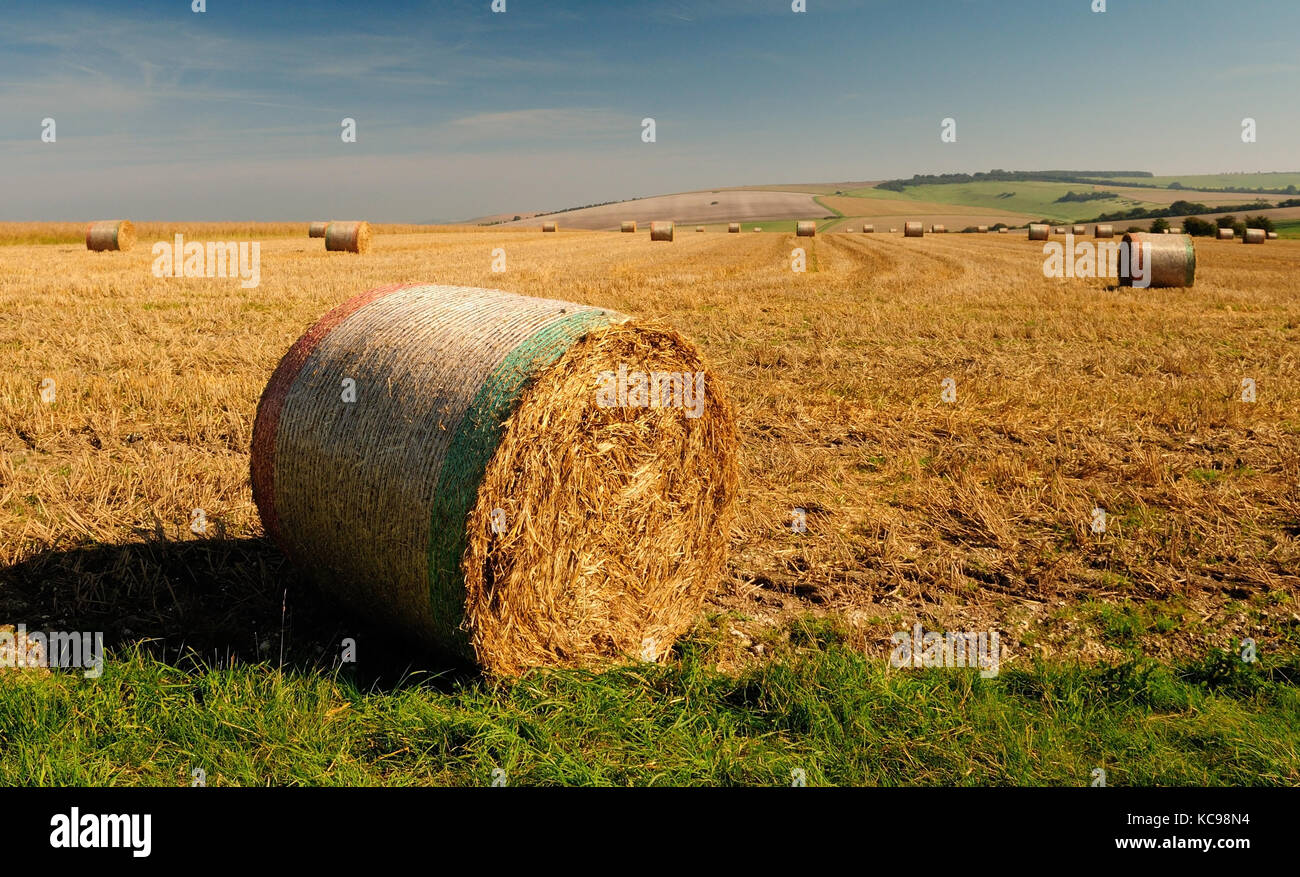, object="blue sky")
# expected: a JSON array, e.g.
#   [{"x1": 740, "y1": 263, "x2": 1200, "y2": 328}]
[{"x1": 3, "y1": 0, "x2": 1297, "y2": 221}]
